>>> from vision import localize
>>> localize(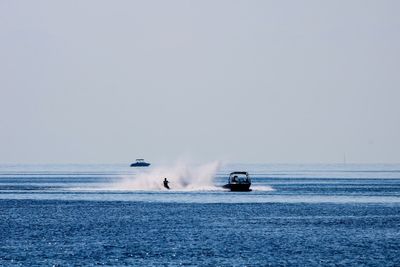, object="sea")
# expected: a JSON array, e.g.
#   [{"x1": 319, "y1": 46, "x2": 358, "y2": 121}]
[{"x1": 0, "y1": 163, "x2": 399, "y2": 266}]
